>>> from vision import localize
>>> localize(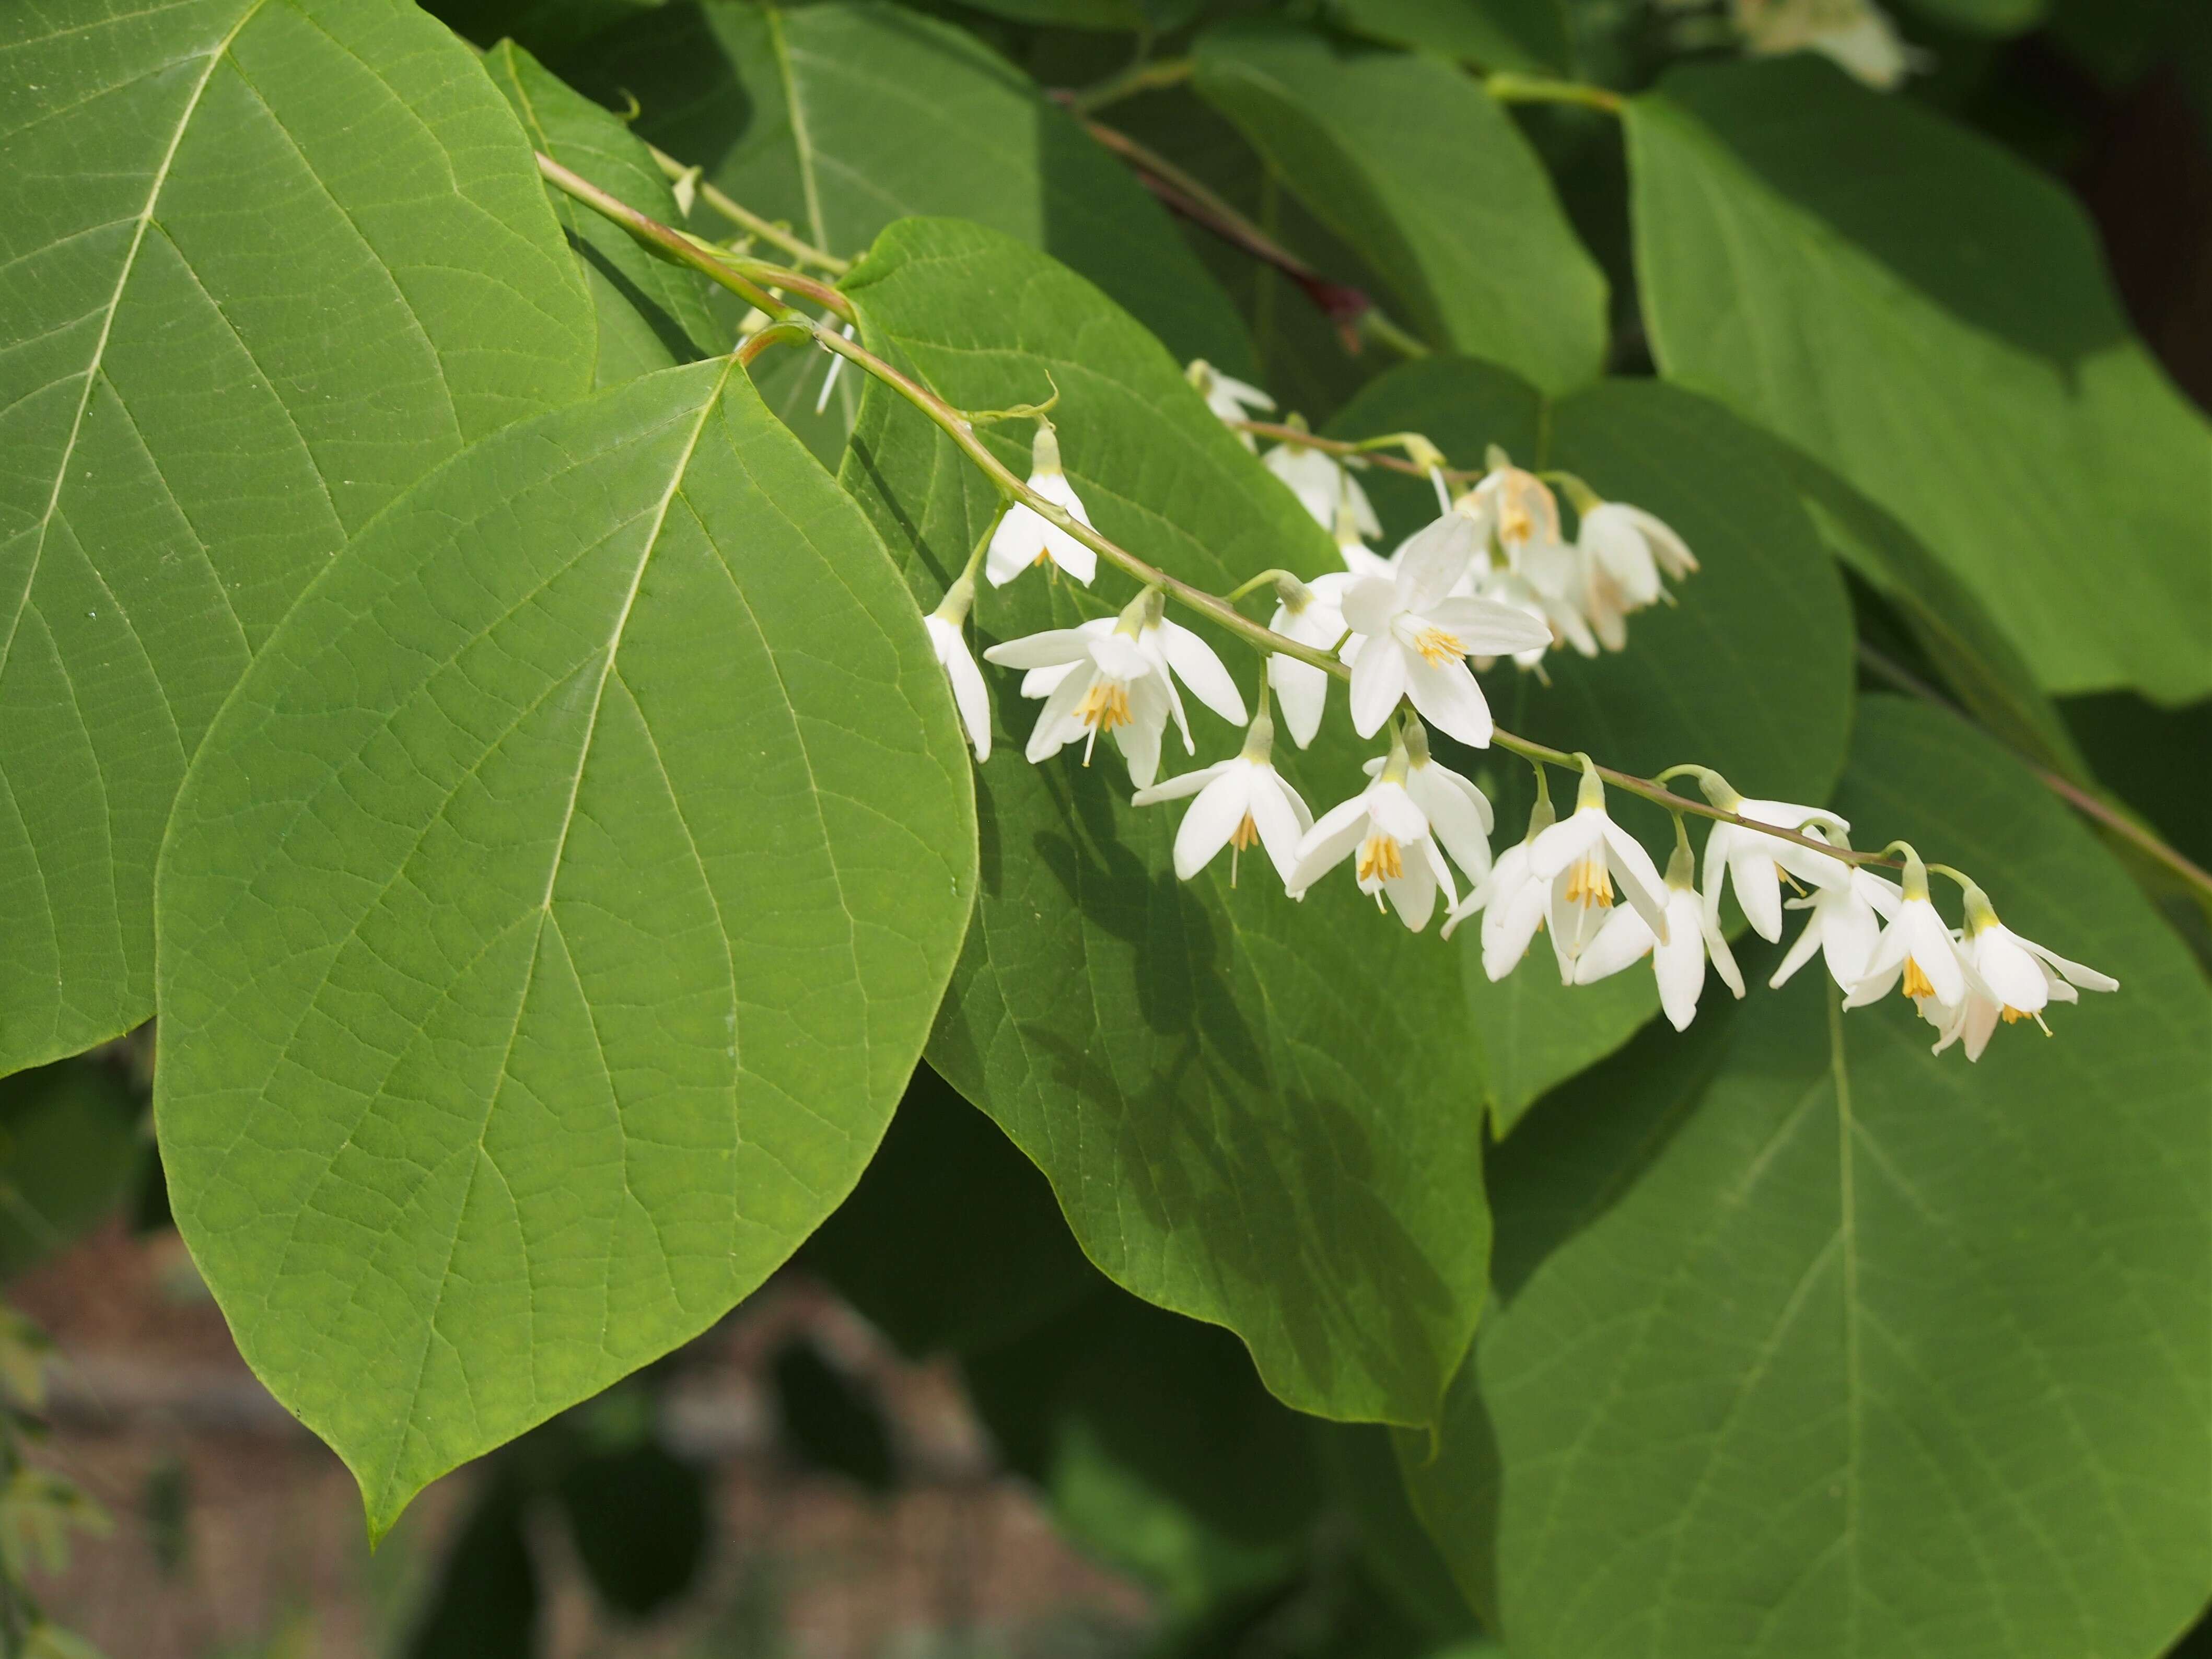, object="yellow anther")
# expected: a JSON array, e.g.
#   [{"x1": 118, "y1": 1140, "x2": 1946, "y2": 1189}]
[
  {"x1": 1902, "y1": 957, "x2": 1935, "y2": 1000},
  {"x1": 1412, "y1": 626, "x2": 1466, "y2": 666},
  {"x1": 1078, "y1": 680, "x2": 1131, "y2": 732},
  {"x1": 1564, "y1": 851, "x2": 1613, "y2": 909},
  {"x1": 1229, "y1": 813, "x2": 1260, "y2": 851},
  {"x1": 1357, "y1": 834, "x2": 1405, "y2": 884}
]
